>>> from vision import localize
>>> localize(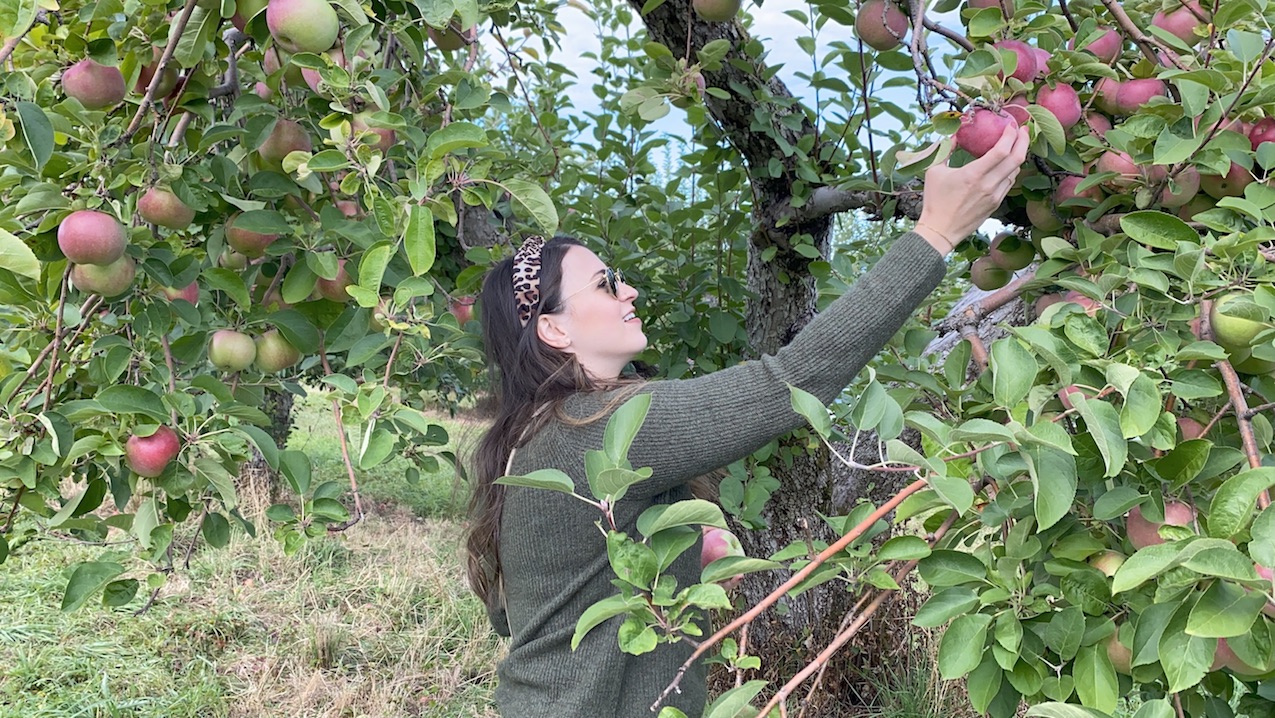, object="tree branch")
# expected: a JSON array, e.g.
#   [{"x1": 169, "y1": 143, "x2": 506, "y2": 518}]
[
  {"x1": 118, "y1": 0, "x2": 200, "y2": 144},
  {"x1": 319, "y1": 342, "x2": 366, "y2": 531}
]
